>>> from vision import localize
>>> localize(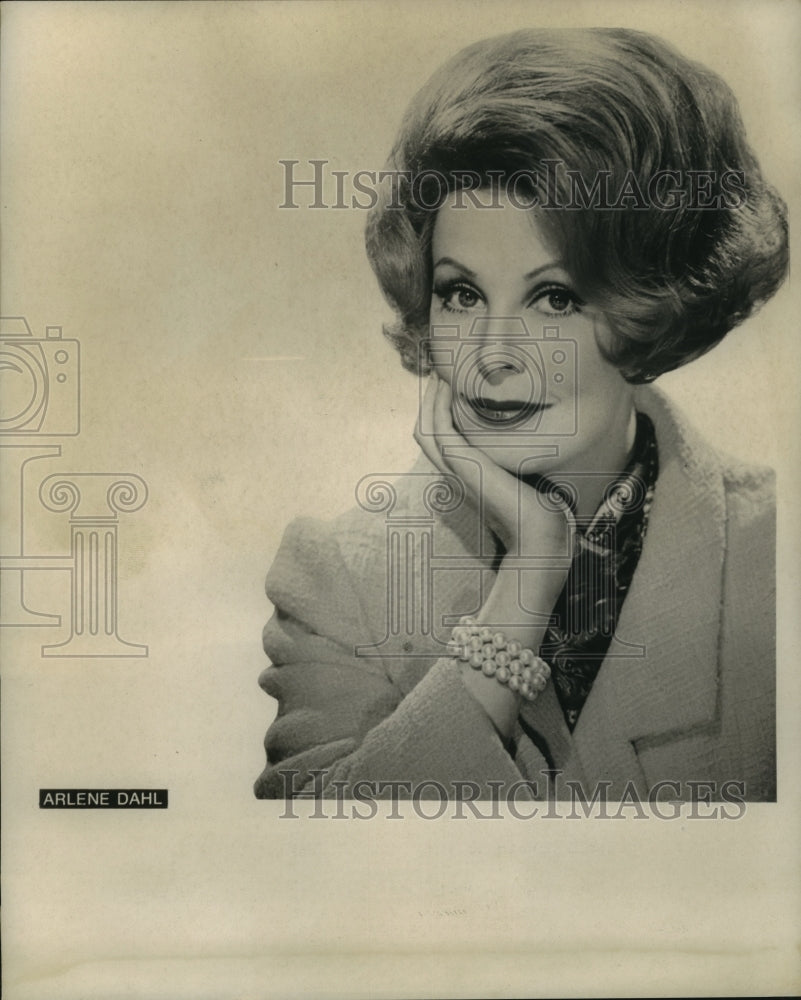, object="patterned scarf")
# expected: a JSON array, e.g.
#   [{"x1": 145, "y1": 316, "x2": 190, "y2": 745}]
[{"x1": 540, "y1": 411, "x2": 659, "y2": 731}]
